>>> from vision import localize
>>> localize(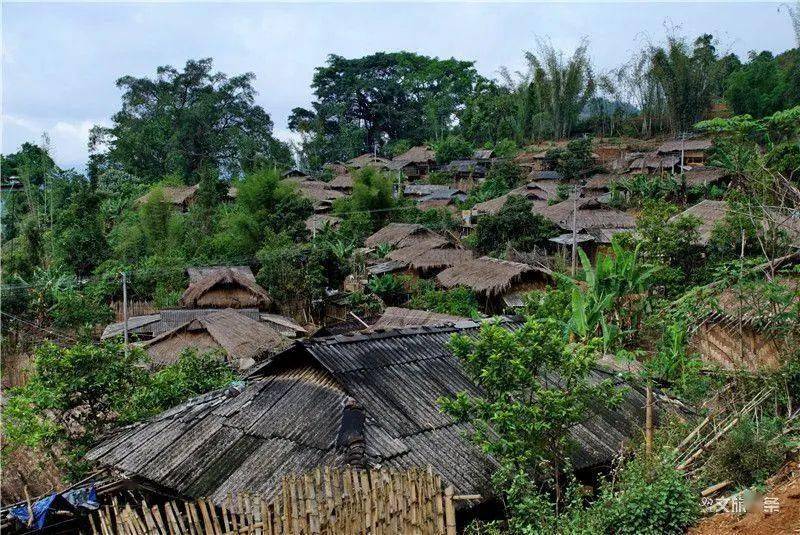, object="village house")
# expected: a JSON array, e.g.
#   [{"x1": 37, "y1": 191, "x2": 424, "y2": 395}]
[
  {"x1": 135, "y1": 184, "x2": 200, "y2": 212},
  {"x1": 346, "y1": 153, "x2": 392, "y2": 170},
  {"x1": 304, "y1": 213, "x2": 342, "y2": 235},
  {"x1": 657, "y1": 138, "x2": 713, "y2": 167},
  {"x1": 537, "y1": 197, "x2": 637, "y2": 244},
  {"x1": 281, "y1": 168, "x2": 311, "y2": 180},
  {"x1": 140, "y1": 308, "x2": 289, "y2": 370},
  {"x1": 180, "y1": 266, "x2": 271, "y2": 310},
  {"x1": 416, "y1": 187, "x2": 468, "y2": 211},
  {"x1": 292, "y1": 179, "x2": 346, "y2": 213},
  {"x1": 444, "y1": 160, "x2": 487, "y2": 182},
  {"x1": 678, "y1": 166, "x2": 728, "y2": 189},
  {"x1": 513, "y1": 150, "x2": 549, "y2": 173},
  {"x1": 386, "y1": 245, "x2": 475, "y2": 277},
  {"x1": 364, "y1": 222, "x2": 449, "y2": 250},
  {"x1": 369, "y1": 306, "x2": 470, "y2": 330},
  {"x1": 464, "y1": 181, "x2": 556, "y2": 228},
  {"x1": 327, "y1": 172, "x2": 354, "y2": 193},
  {"x1": 436, "y1": 256, "x2": 554, "y2": 311},
  {"x1": 86, "y1": 321, "x2": 671, "y2": 512},
  {"x1": 389, "y1": 145, "x2": 437, "y2": 180}
]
